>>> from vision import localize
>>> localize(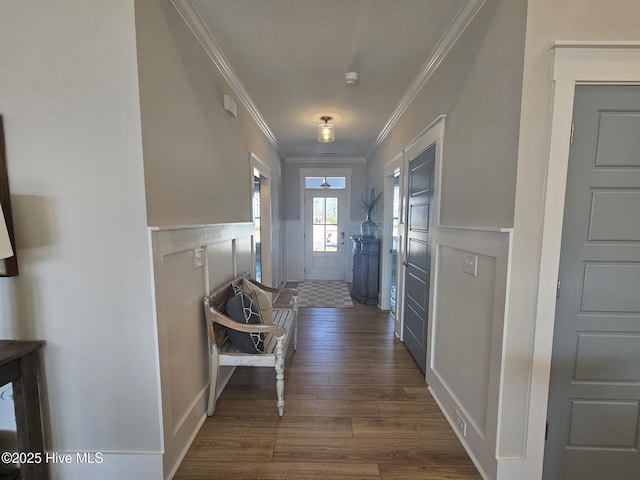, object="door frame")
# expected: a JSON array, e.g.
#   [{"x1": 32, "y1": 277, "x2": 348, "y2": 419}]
[
  {"x1": 530, "y1": 43, "x2": 640, "y2": 478},
  {"x1": 299, "y1": 168, "x2": 352, "y2": 280},
  {"x1": 250, "y1": 152, "x2": 272, "y2": 286},
  {"x1": 303, "y1": 189, "x2": 347, "y2": 280},
  {"x1": 380, "y1": 151, "x2": 404, "y2": 313}
]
